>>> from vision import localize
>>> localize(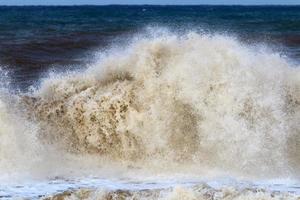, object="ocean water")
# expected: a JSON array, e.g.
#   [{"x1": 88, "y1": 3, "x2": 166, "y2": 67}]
[{"x1": 0, "y1": 6, "x2": 299, "y2": 200}]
